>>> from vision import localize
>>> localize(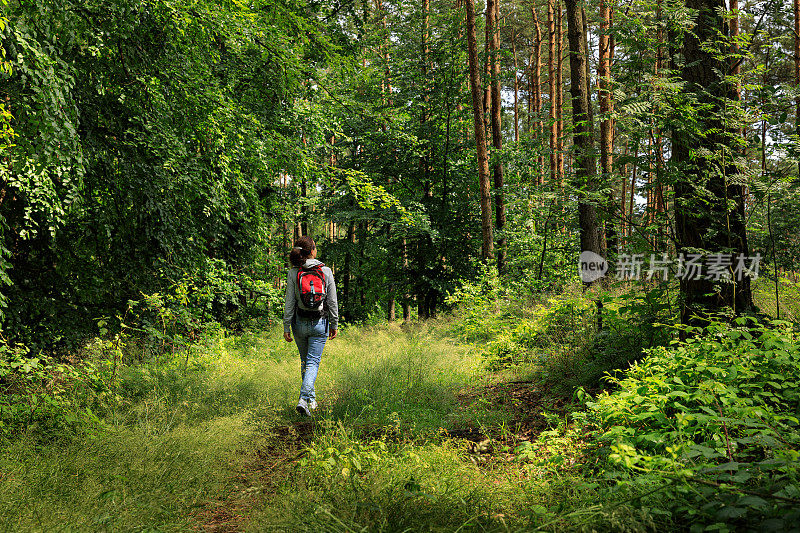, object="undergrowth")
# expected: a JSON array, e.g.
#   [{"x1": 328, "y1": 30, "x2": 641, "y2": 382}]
[
  {"x1": 581, "y1": 318, "x2": 800, "y2": 531},
  {"x1": 2, "y1": 276, "x2": 800, "y2": 532},
  {"x1": 446, "y1": 269, "x2": 675, "y2": 390}
]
